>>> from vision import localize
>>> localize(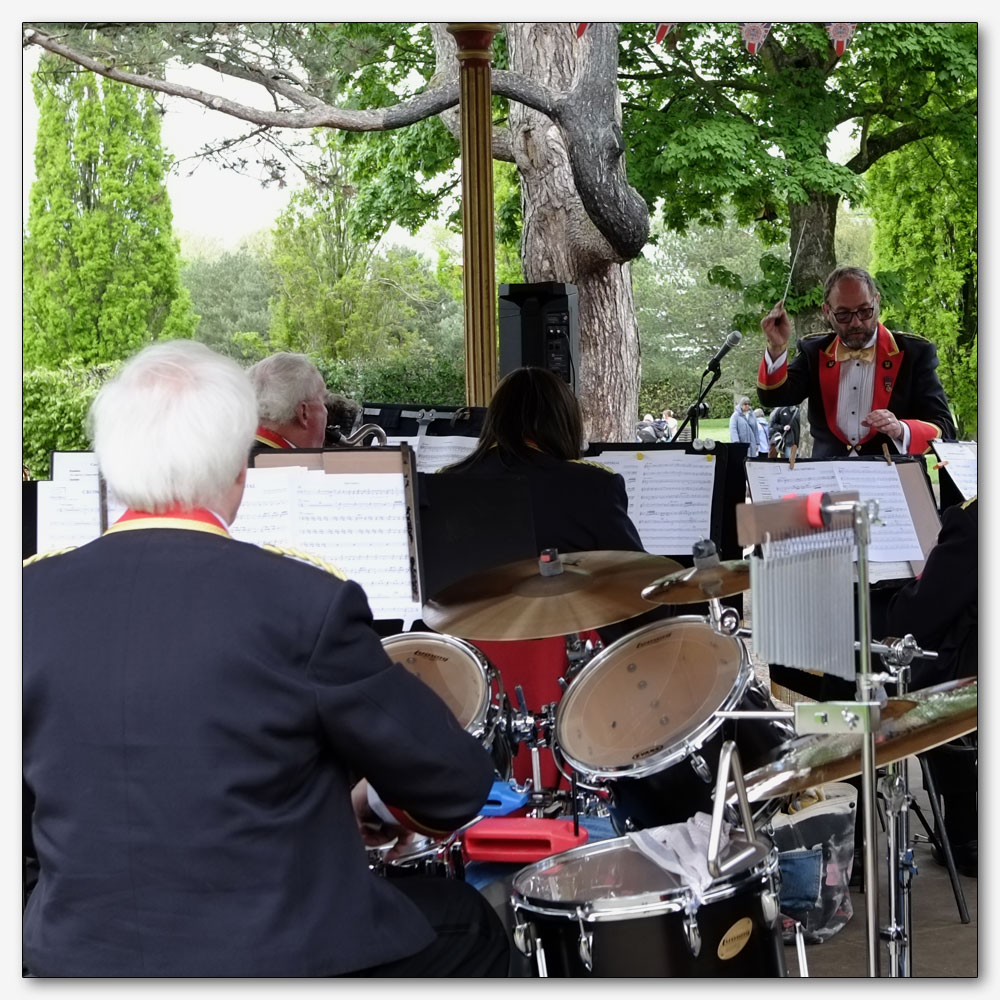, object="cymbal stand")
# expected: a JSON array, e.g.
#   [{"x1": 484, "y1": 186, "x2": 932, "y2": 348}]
[{"x1": 874, "y1": 637, "x2": 966, "y2": 976}]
